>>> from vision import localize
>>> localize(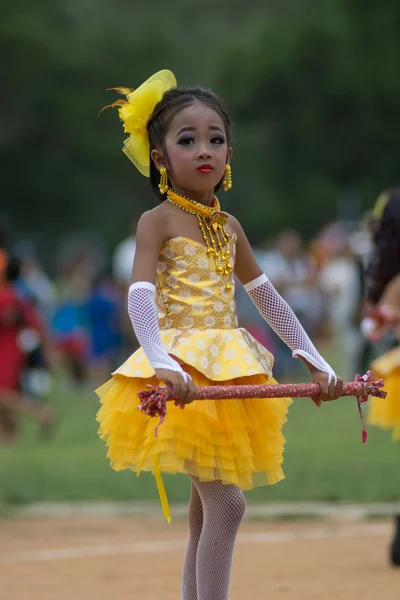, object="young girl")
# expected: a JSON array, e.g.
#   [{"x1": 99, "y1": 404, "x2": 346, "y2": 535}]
[
  {"x1": 362, "y1": 188, "x2": 400, "y2": 567},
  {"x1": 96, "y1": 70, "x2": 343, "y2": 599}
]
